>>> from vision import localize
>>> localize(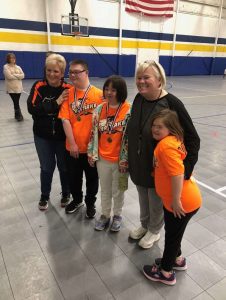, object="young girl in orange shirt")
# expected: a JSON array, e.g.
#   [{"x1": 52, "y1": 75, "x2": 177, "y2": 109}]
[
  {"x1": 143, "y1": 109, "x2": 202, "y2": 286},
  {"x1": 88, "y1": 75, "x2": 131, "y2": 231}
]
